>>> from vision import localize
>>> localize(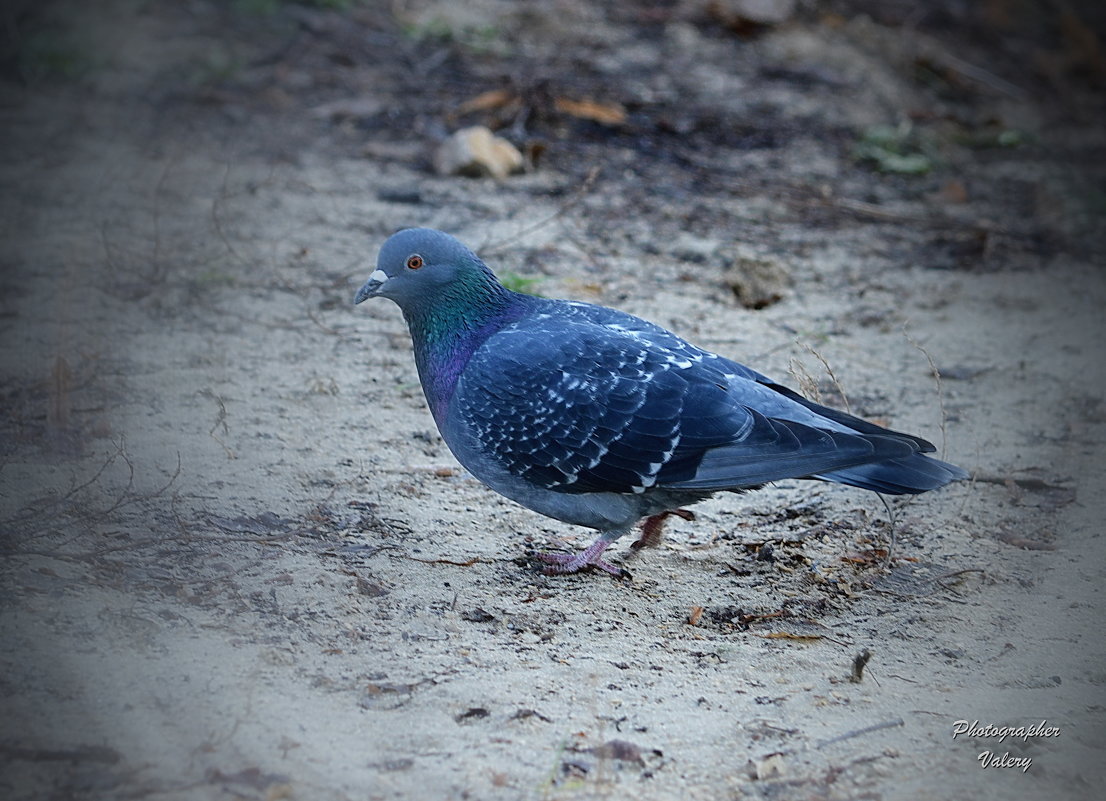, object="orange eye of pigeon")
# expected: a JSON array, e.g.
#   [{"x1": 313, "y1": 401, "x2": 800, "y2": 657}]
[{"x1": 406, "y1": 254, "x2": 424, "y2": 270}]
